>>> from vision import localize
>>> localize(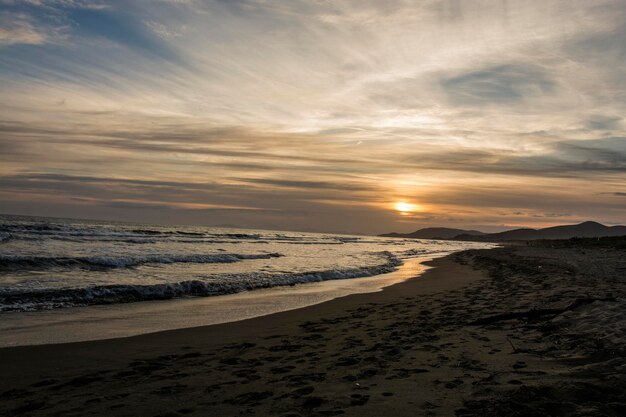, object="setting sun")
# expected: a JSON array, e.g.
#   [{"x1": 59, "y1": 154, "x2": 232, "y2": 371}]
[
  {"x1": 394, "y1": 202, "x2": 419, "y2": 214},
  {"x1": 0, "y1": 2, "x2": 623, "y2": 415}
]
